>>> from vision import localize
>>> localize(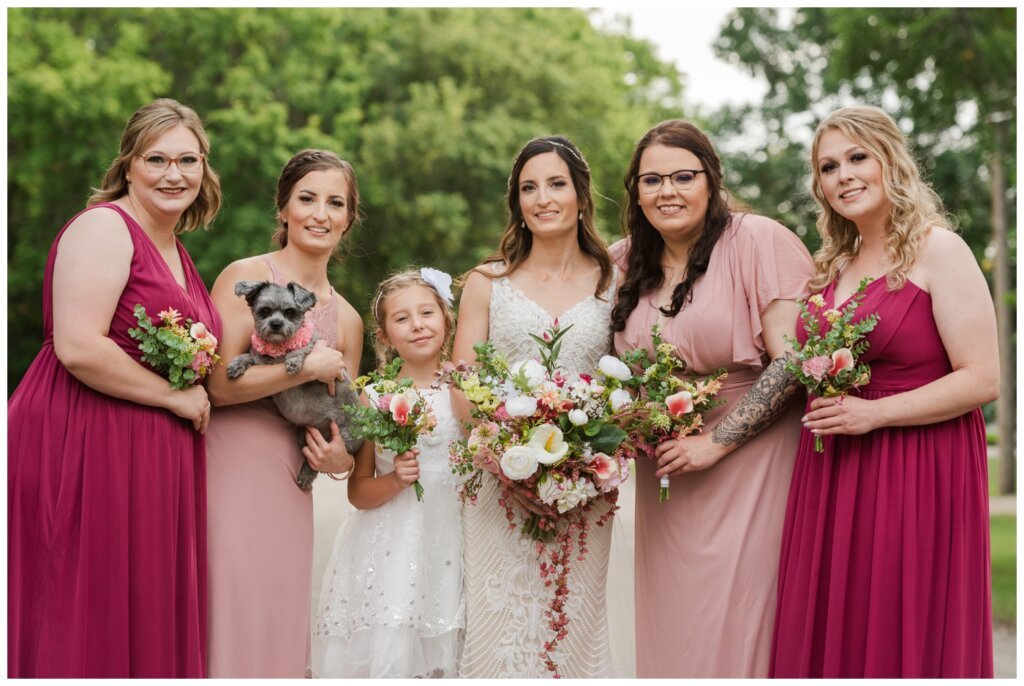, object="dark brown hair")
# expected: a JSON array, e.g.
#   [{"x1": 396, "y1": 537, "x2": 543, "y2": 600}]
[
  {"x1": 473, "y1": 135, "x2": 612, "y2": 298},
  {"x1": 611, "y1": 120, "x2": 735, "y2": 332},
  {"x1": 272, "y1": 149, "x2": 361, "y2": 250}
]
